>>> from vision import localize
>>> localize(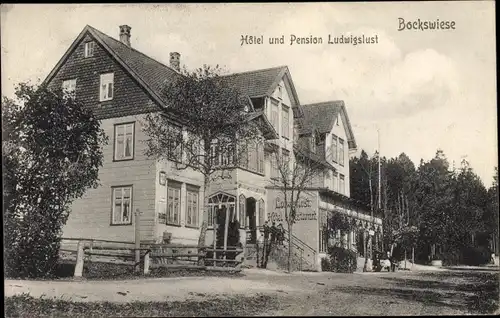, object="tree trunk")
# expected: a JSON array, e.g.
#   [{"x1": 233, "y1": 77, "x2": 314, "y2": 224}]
[
  {"x1": 288, "y1": 222, "x2": 293, "y2": 272},
  {"x1": 369, "y1": 178, "x2": 374, "y2": 215},
  {"x1": 197, "y1": 174, "x2": 211, "y2": 266}
]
